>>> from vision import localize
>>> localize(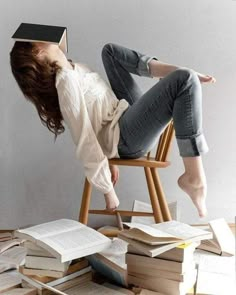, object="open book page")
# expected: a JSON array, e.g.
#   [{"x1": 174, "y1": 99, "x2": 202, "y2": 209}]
[
  {"x1": 15, "y1": 219, "x2": 83, "y2": 240},
  {"x1": 131, "y1": 200, "x2": 179, "y2": 224},
  {"x1": 0, "y1": 238, "x2": 25, "y2": 254},
  {"x1": 0, "y1": 270, "x2": 22, "y2": 291},
  {"x1": 150, "y1": 220, "x2": 211, "y2": 240},
  {"x1": 209, "y1": 218, "x2": 235, "y2": 255},
  {"x1": 39, "y1": 226, "x2": 110, "y2": 258},
  {"x1": 123, "y1": 223, "x2": 180, "y2": 239},
  {"x1": 0, "y1": 246, "x2": 26, "y2": 273},
  {"x1": 98, "y1": 238, "x2": 128, "y2": 269}
]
